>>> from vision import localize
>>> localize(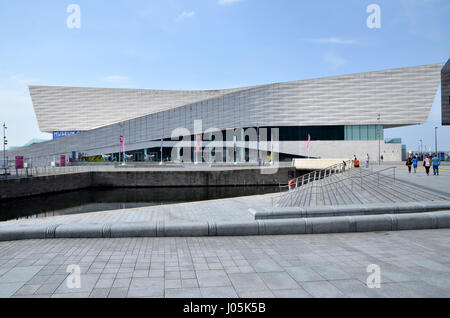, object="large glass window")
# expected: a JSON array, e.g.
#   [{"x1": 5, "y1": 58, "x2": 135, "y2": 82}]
[{"x1": 345, "y1": 125, "x2": 383, "y2": 140}]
